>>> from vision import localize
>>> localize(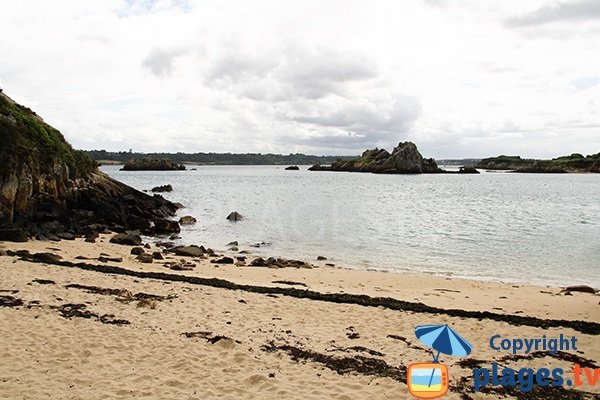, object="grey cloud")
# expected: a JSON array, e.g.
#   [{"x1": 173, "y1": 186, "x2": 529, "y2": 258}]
[
  {"x1": 142, "y1": 47, "x2": 189, "y2": 77},
  {"x1": 506, "y1": 0, "x2": 600, "y2": 27},
  {"x1": 291, "y1": 95, "x2": 420, "y2": 134},
  {"x1": 204, "y1": 55, "x2": 276, "y2": 86},
  {"x1": 204, "y1": 43, "x2": 378, "y2": 101},
  {"x1": 202, "y1": 41, "x2": 419, "y2": 153}
]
